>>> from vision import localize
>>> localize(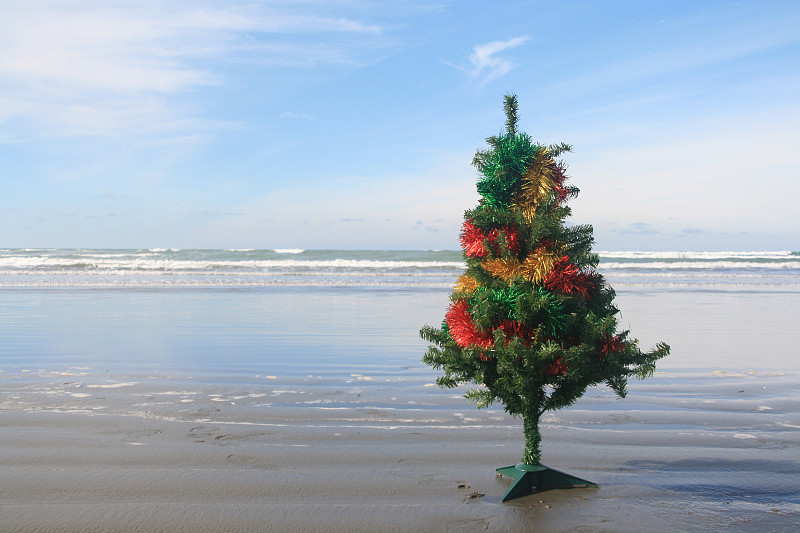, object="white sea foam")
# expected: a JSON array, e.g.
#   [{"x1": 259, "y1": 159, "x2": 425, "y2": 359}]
[
  {"x1": 1, "y1": 249, "x2": 797, "y2": 289},
  {"x1": 274, "y1": 248, "x2": 305, "y2": 254},
  {"x1": 600, "y1": 261, "x2": 800, "y2": 270},
  {"x1": 0, "y1": 256, "x2": 463, "y2": 271},
  {"x1": 597, "y1": 250, "x2": 795, "y2": 259}
]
